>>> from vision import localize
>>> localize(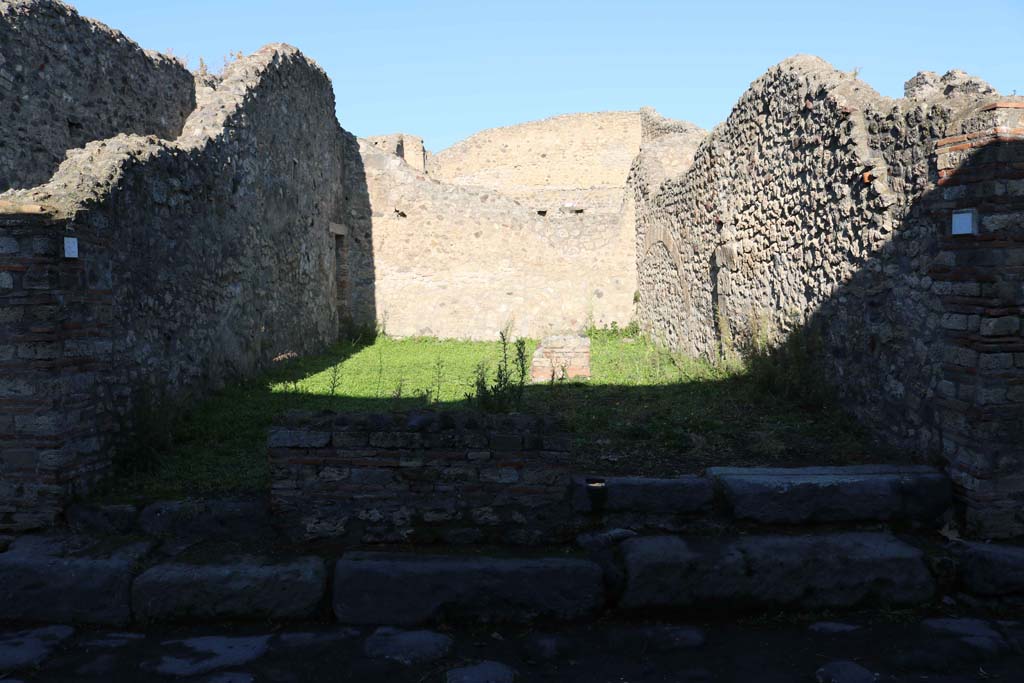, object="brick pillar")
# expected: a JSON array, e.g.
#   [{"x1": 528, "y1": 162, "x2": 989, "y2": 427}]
[
  {"x1": 931, "y1": 102, "x2": 1024, "y2": 538},
  {"x1": 0, "y1": 203, "x2": 114, "y2": 533}
]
